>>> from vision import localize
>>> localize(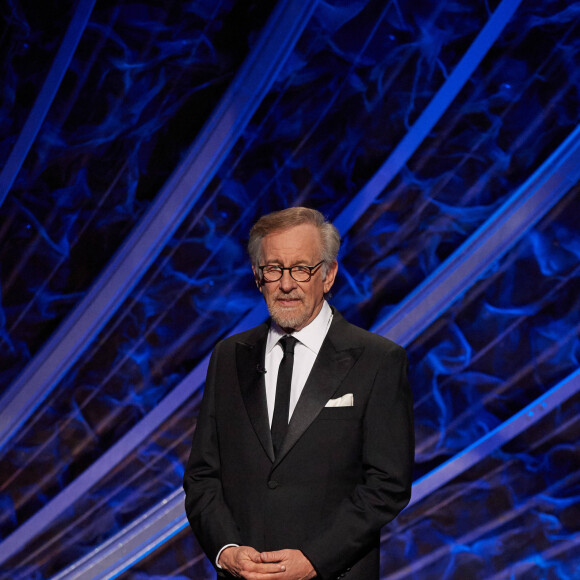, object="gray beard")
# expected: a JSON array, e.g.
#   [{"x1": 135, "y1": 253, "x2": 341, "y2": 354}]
[{"x1": 268, "y1": 302, "x2": 308, "y2": 331}]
